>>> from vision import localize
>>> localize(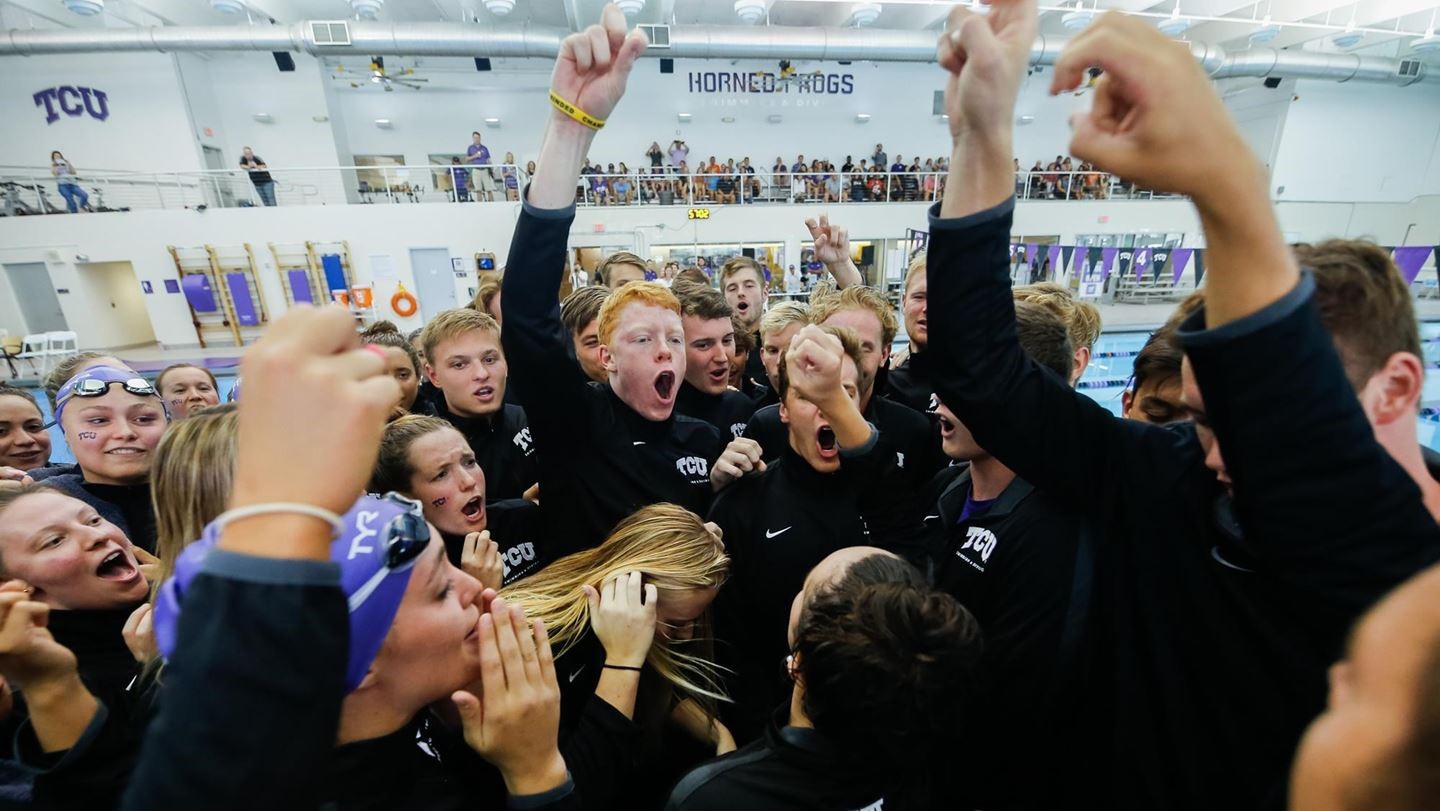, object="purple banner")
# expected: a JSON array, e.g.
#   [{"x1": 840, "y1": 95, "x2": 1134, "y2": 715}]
[
  {"x1": 225, "y1": 272, "x2": 259, "y2": 327},
  {"x1": 1133, "y1": 248, "x2": 1151, "y2": 281},
  {"x1": 1025, "y1": 244, "x2": 1039, "y2": 268},
  {"x1": 1100, "y1": 247, "x2": 1118, "y2": 283},
  {"x1": 1047, "y1": 245, "x2": 1062, "y2": 280},
  {"x1": 181, "y1": 274, "x2": 217, "y2": 313},
  {"x1": 1394, "y1": 246, "x2": 1434, "y2": 285},
  {"x1": 1169, "y1": 248, "x2": 1194, "y2": 284},
  {"x1": 287, "y1": 269, "x2": 315, "y2": 305}
]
